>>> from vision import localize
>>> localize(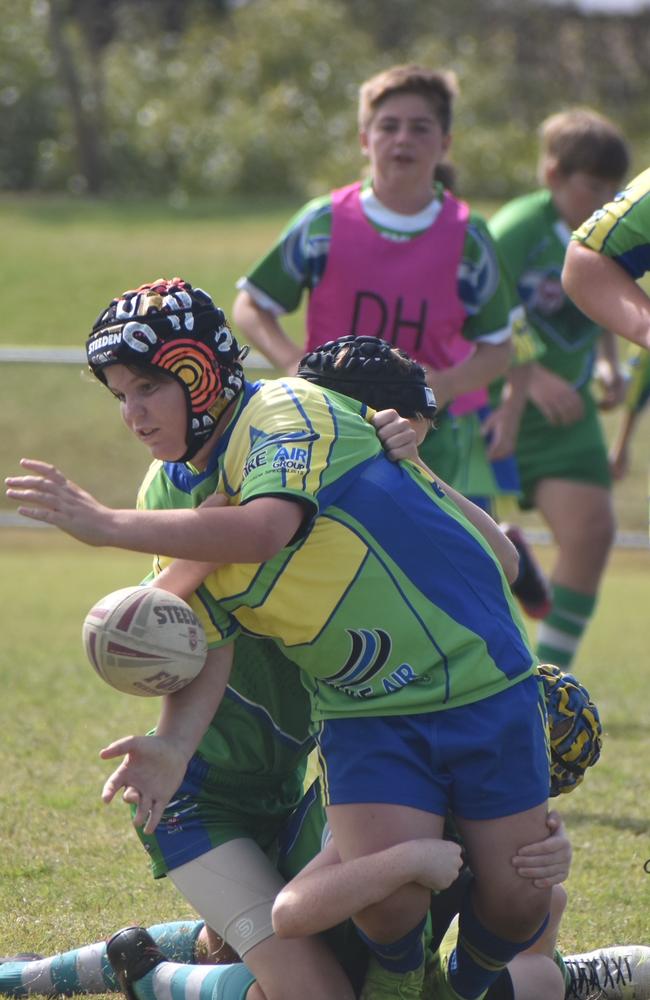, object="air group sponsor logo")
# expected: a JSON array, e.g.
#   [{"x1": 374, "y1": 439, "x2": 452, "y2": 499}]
[
  {"x1": 272, "y1": 445, "x2": 309, "y2": 472},
  {"x1": 325, "y1": 628, "x2": 418, "y2": 698}
]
